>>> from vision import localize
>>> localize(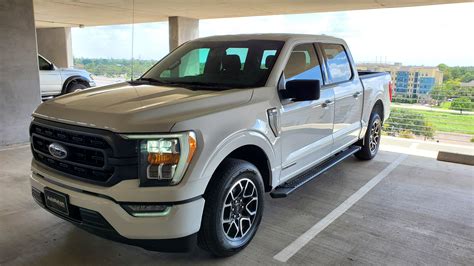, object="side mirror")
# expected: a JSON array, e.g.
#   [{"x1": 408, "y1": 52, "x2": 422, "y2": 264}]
[
  {"x1": 49, "y1": 63, "x2": 55, "y2": 70},
  {"x1": 284, "y1": 79, "x2": 321, "y2": 101}
]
